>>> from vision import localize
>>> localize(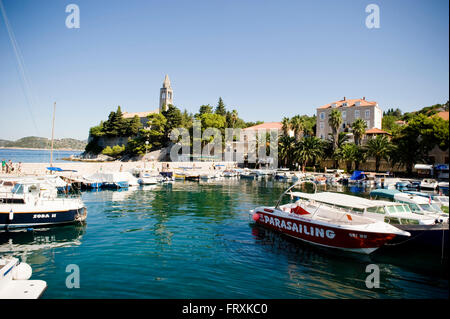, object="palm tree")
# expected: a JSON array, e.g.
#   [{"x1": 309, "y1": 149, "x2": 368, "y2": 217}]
[
  {"x1": 328, "y1": 109, "x2": 343, "y2": 151},
  {"x1": 325, "y1": 132, "x2": 350, "y2": 169},
  {"x1": 231, "y1": 109, "x2": 238, "y2": 128},
  {"x1": 352, "y1": 118, "x2": 367, "y2": 146},
  {"x1": 281, "y1": 117, "x2": 291, "y2": 136},
  {"x1": 338, "y1": 143, "x2": 358, "y2": 172},
  {"x1": 290, "y1": 115, "x2": 304, "y2": 141},
  {"x1": 278, "y1": 135, "x2": 296, "y2": 168},
  {"x1": 366, "y1": 135, "x2": 392, "y2": 172},
  {"x1": 294, "y1": 136, "x2": 325, "y2": 172}
]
